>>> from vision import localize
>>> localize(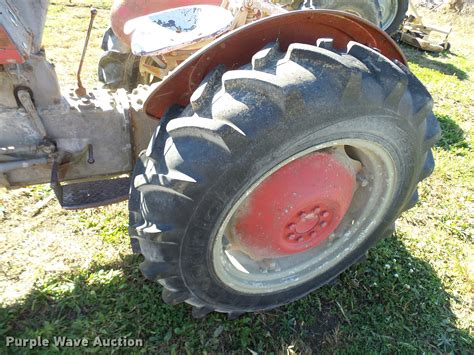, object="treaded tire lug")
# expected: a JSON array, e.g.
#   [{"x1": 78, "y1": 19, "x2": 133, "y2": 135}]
[
  {"x1": 162, "y1": 289, "x2": 190, "y2": 305},
  {"x1": 424, "y1": 113, "x2": 442, "y2": 150},
  {"x1": 251, "y1": 42, "x2": 281, "y2": 71},
  {"x1": 190, "y1": 65, "x2": 226, "y2": 117},
  {"x1": 347, "y1": 42, "x2": 408, "y2": 109},
  {"x1": 227, "y1": 311, "x2": 246, "y2": 320},
  {"x1": 139, "y1": 260, "x2": 178, "y2": 281},
  {"x1": 316, "y1": 38, "x2": 334, "y2": 49},
  {"x1": 192, "y1": 306, "x2": 214, "y2": 319},
  {"x1": 404, "y1": 190, "x2": 420, "y2": 211},
  {"x1": 420, "y1": 150, "x2": 435, "y2": 181}
]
